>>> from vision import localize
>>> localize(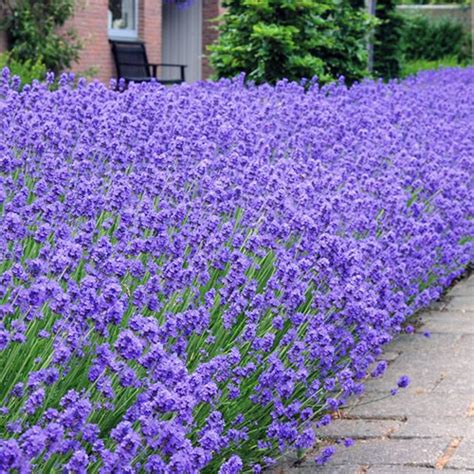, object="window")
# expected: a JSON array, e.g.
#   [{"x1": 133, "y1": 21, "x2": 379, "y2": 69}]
[{"x1": 108, "y1": 0, "x2": 138, "y2": 39}]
